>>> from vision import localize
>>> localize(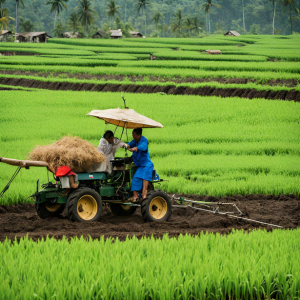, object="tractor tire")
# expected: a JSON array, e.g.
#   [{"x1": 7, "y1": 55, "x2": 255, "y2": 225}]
[
  {"x1": 109, "y1": 203, "x2": 137, "y2": 216},
  {"x1": 36, "y1": 202, "x2": 65, "y2": 219},
  {"x1": 67, "y1": 188, "x2": 102, "y2": 222},
  {"x1": 141, "y1": 189, "x2": 172, "y2": 222}
]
